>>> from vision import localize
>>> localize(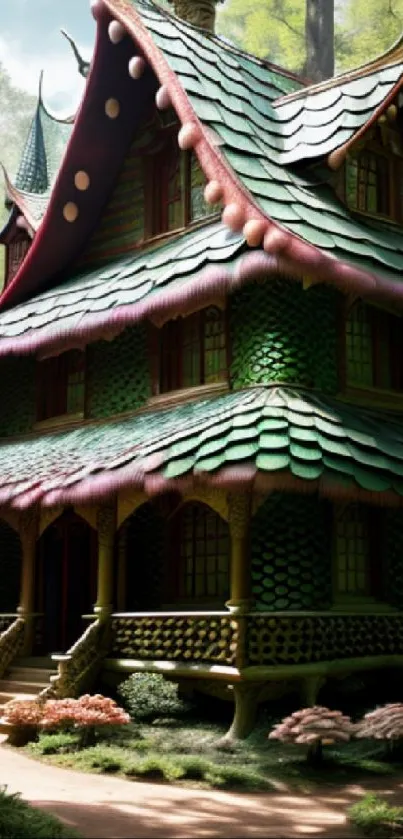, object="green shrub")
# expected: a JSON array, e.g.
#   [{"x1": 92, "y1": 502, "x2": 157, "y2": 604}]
[
  {"x1": 0, "y1": 786, "x2": 81, "y2": 838},
  {"x1": 349, "y1": 793, "x2": 403, "y2": 837},
  {"x1": 29, "y1": 732, "x2": 80, "y2": 756},
  {"x1": 118, "y1": 673, "x2": 189, "y2": 722}
]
